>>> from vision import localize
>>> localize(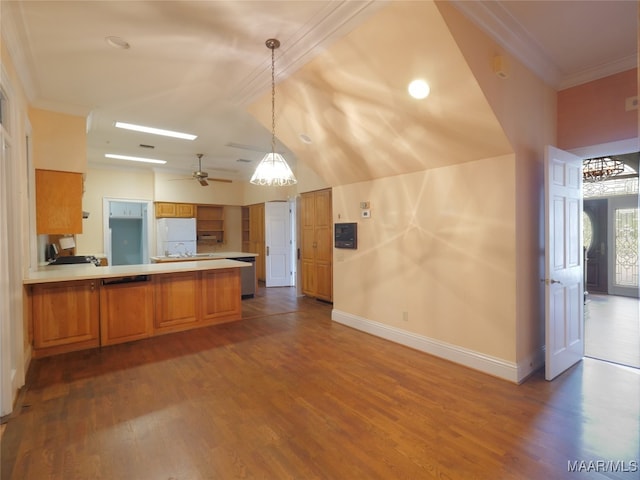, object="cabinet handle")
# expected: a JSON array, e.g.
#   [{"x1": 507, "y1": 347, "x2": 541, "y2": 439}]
[
  {"x1": 90, "y1": 282, "x2": 95, "y2": 292},
  {"x1": 266, "y1": 246, "x2": 270, "y2": 256}
]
